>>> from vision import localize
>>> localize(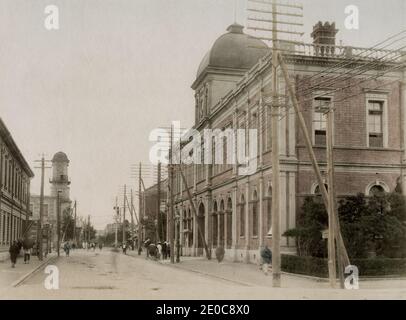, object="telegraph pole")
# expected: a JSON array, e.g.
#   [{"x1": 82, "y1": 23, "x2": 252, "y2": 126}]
[
  {"x1": 169, "y1": 125, "x2": 175, "y2": 264},
  {"x1": 34, "y1": 156, "x2": 51, "y2": 260},
  {"x1": 123, "y1": 184, "x2": 127, "y2": 246},
  {"x1": 56, "y1": 190, "x2": 61, "y2": 257},
  {"x1": 138, "y1": 162, "x2": 143, "y2": 254},
  {"x1": 270, "y1": 0, "x2": 282, "y2": 288},
  {"x1": 87, "y1": 215, "x2": 91, "y2": 244},
  {"x1": 73, "y1": 200, "x2": 77, "y2": 247},
  {"x1": 156, "y1": 162, "x2": 161, "y2": 243},
  {"x1": 114, "y1": 197, "x2": 119, "y2": 248},
  {"x1": 326, "y1": 107, "x2": 337, "y2": 287}
]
